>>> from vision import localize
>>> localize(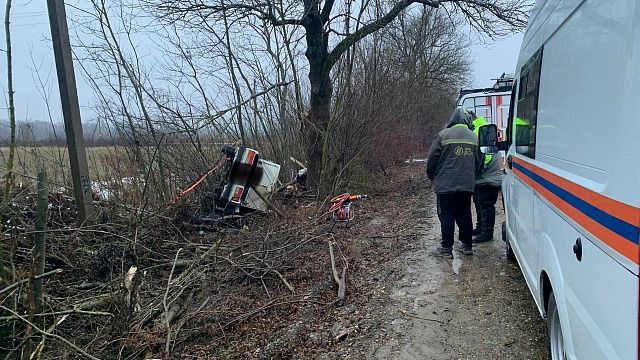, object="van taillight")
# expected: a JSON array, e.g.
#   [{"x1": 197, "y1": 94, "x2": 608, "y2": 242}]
[
  {"x1": 246, "y1": 150, "x2": 257, "y2": 166},
  {"x1": 231, "y1": 186, "x2": 244, "y2": 204}
]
